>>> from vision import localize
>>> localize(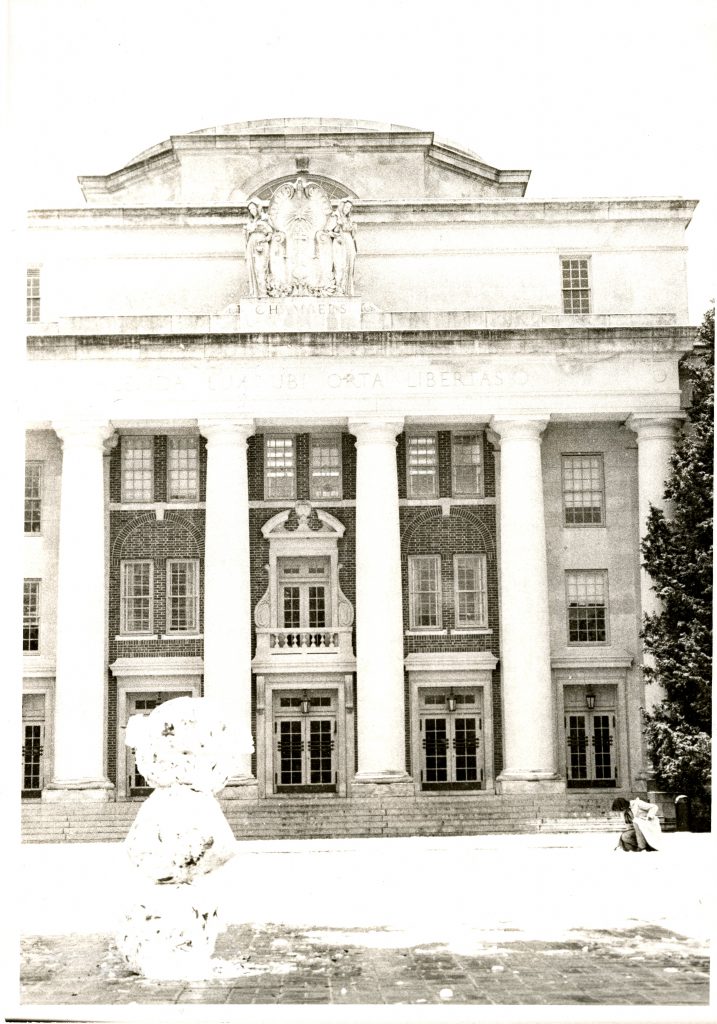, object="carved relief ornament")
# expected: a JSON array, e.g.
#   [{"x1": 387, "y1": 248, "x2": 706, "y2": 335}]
[{"x1": 245, "y1": 177, "x2": 357, "y2": 299}]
